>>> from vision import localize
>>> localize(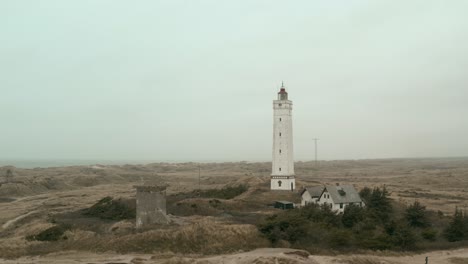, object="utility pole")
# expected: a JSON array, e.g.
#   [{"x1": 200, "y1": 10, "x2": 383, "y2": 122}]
[
  {"x1": 5, "y1": 169, "x2": 12, "y2": 183},
  {"x1": 313, "y1": 138, "x2": 319, "y2": 167}
]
